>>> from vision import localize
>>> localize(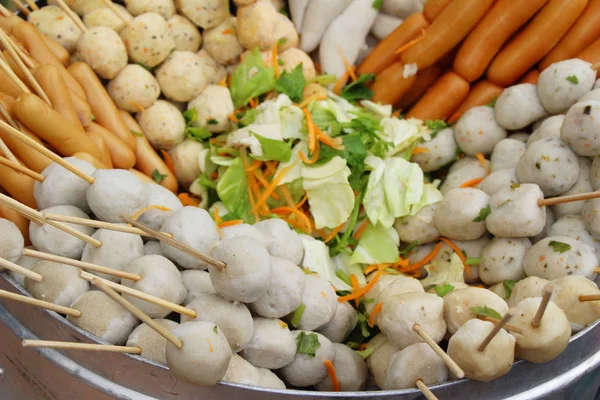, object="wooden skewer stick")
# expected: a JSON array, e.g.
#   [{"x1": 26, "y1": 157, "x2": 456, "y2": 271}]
[
  {"x1": 99, "y1": 0, "x2": 129, "y2": 24},
  {"x1": 6, "y1": 34, "x2": 36, "y2": 69},
  {"x1": 22, "y1": 340, "x2": 142, "y2": 354},
  {"x1": 92, "y1": 277, "x2": 183, "y2": 348},
  {"x1": 122, "y1": 216, "x2": 227, "y2": 271},
  {"x1": 0, "y1": 120, "x2": 95, "y2": 184},
  {"x1": 11, "y1": 0, "x2": 29, "y2": 16},
  {"x1": 0, "y1": 4, "x2": 12, "y2": 17},
  {"x1": 416, "y1": 380, "x2": 439, "y2": 400},
  {"x1": 478, "y1": 309, "x2": 515, "y2": 352},
  {"x1": 43, "y1": 213, "x2": 173, "y2": 239},
  {"x1": 0, "y1": 138, "x2": 19, "y2": 163},
  {"x1": 0, "y1": 289, "x2": 81, "y2": 317},
  {"x1": 53, "y1": 0, "x2": 87, "y2": 33},
  {"x1": 0, "y1": 156, "x2": 44, "y2": 181},
  {"x1": 79, "y1": 271, "x2": 197, "y2": 318},
  {"x1": 531, "y1": 287, "x2": 553, "y2": 328},
  {"x1": 0, "y1": 55, "x2": 30, "y2": 94},
  {"x1": 0, "y1": 192, "x2": 102, "y2": 247},
  {"x1": 23, "y1": 0, "x2": 38, "y2": 11},
  {"x1": 579, "y1": 294, "x2": 600, "y2": 302},
  {"x1": 539, "y1": 190, "x2": 600, "y2": 207},
  {"x1": 594, "y1": 268, "x2": 600, "y2": 274},
  {"x1": 477, "y1": 316, "x2": 524, "y2": 335},
  {"x1": 22, "y1": 248, "x2": 141, "y2": 282},
  {"x1": 0, "y1": 257, "x2": 43, "y2": 282},
  {"x1": 413, "y1": 323, "x2": 465, "y2": 379},
  {"x1": 0, "y1": 99, "x2": 21, "y2": 131}
]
